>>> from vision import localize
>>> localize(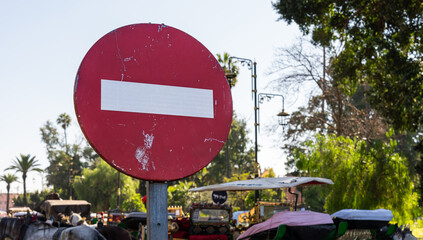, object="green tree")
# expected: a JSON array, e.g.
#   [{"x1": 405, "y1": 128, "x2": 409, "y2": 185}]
[
  {"x1": 168, "y1": 181, "x2": 196, "y2": 212},
  {"x1": 223, "y1": 172, "x2": 256, "y2": 211},
  {"x1": 13, "y1": 190, "x2": 50, "y2": 210},
  {"x1": 56, "y1": 113, "x2": 71, "y2": 153},
  {"x1": 272, "y1": 1, "x2": 423, "y2": 211},
  {"x1": 217, "y1": 52, "x2": 239, "y2": 88},
  {"x1": 121, "y1": 193, "x2": 145, "y2": 212},
  {"x1": 273, "y1": 0, "x2": 423, "y2": 132},
  {"x1": 259, "y1": 168, "x2": 279, "y2": 202},
  {"x1": 269, "y1": 38, "x2": 390, "y2": 172},
  {"x1": 73, "y1": 159, "x2": 144, "y2": 212},
  {"x1": 300, "y1": 185, "x2": 329, "y2": 212},
  {"x1": 0, "y1": 173, "x2": 18, "y2": 213},
  {"x1": 40, "y1": 120, "x2": 59, "y2": 159},
  {"x1": 41, "y1": 114, "x2": 92, "y2": 199},
  {"x1": 294, "y1": 133, "x2": 418, "y2": 223},
  {"x1": 6, "y1": 154, "x2": 43, "y2": 206}
]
